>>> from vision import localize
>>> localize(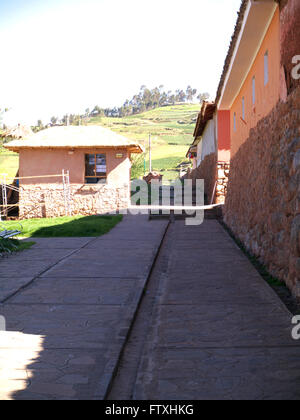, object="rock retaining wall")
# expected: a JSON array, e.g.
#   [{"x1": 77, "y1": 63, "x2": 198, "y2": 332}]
[
  {"x1": 216, "y1": 162, "x2": 230, "y2": 204},
  {"x1": 188, "y1": 154, "x2": 230, "y2": 205},
  {"x1": 19, "y1": 184, "x2": 130, "y2": 219},
  {"x1": 224, "y1": 86, "x2": 300, "y2": 297}
]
